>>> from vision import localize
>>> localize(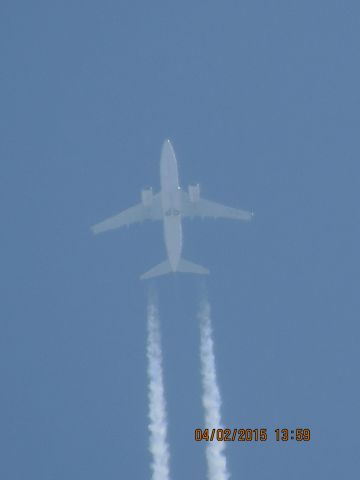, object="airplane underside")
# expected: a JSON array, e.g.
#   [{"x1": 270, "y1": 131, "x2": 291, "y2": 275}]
[{"x1": 91, "y1": 139, "x2": 253, "y2": 279}]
